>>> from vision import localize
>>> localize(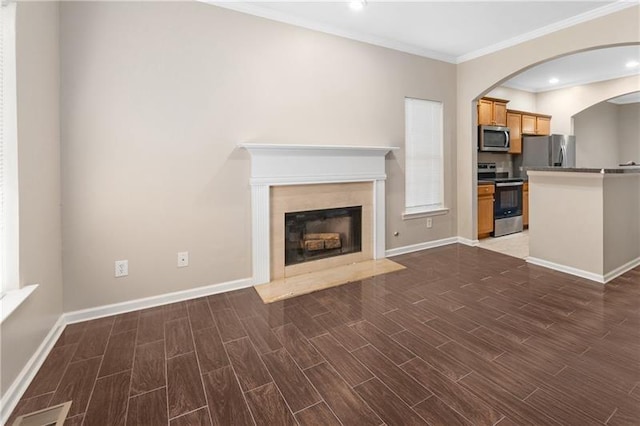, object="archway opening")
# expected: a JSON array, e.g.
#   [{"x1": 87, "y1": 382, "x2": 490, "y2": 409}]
[{"x1": 472, "y1": 44, "x2": 640, "y2": 247}]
